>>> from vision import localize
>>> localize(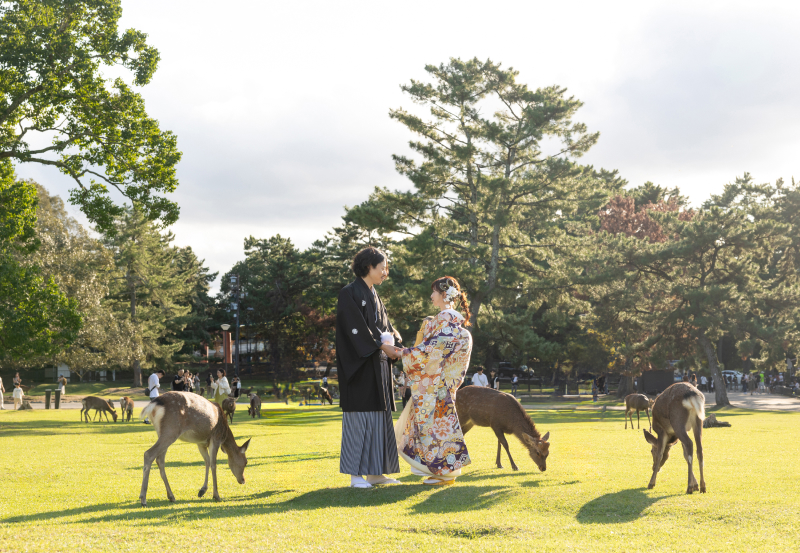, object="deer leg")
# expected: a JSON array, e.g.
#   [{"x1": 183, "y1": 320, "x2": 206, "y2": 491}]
[
  {"x1": 197, "y1": 444, "x2": 211, "y2": 497},
  {"x1": 647, "y1": 433, "x2": 669, "y2": 489},
  {"x1": 155, "y1": 451, "x2": 176, "y2": 502},
  {"x1": 460, "y1": 420, "x2": 474, "y2": 434},
  {"x1": 637, "y1": 410, "x2": 641, "y2": 430},
  {"x1": 495, "y1": 440, "x2": 504, "y2": 469},
  {"x1": 675, "y1": 427, "x2": 697, "y2": 494},
  {"x1": 140, "y1": 434, "x2": 177, "y2": 507},
  {"x1": 625, "y1": 409, "x2": 628, "y2": 429},
  {"x1": 210, "y1": 442, "x2": 221, "y2": 501},
  {"x1": 646, "y1": 409, "x2": 652, "y2": 432},
  {"x1": 494, "y1": 430, "x2": 518, "y2": 471},
  {"x1": 693, "y1": 417, "x2": 706, "y2": 493}
]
